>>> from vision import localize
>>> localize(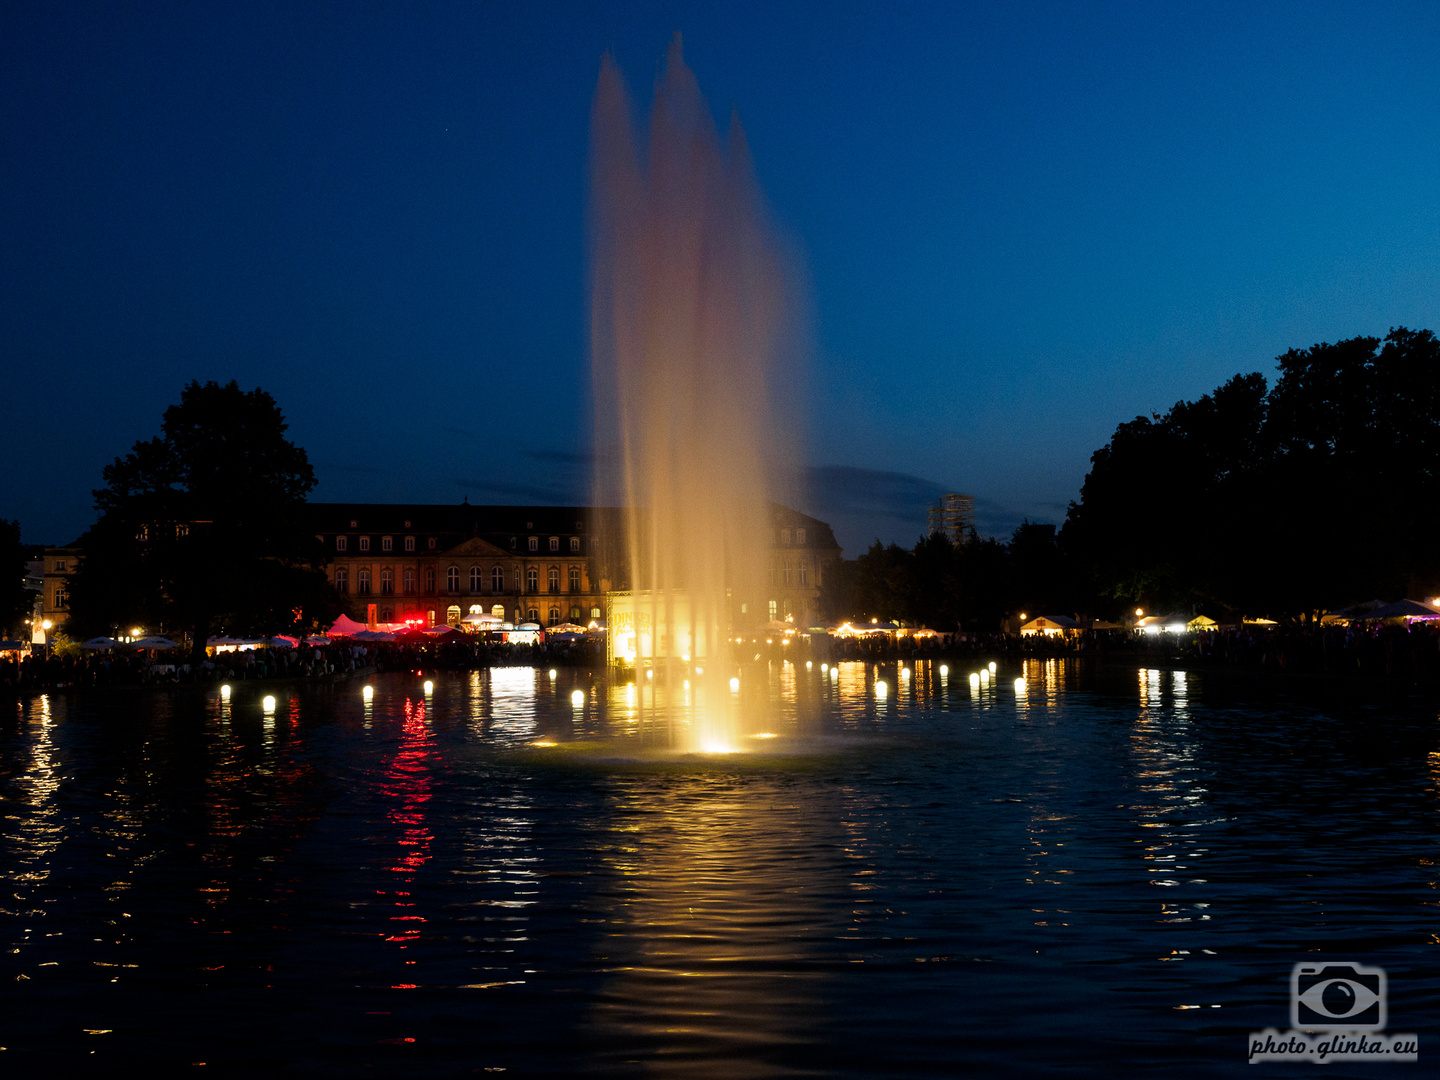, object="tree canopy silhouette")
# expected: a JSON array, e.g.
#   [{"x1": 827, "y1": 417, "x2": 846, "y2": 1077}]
[
  {"x1": 1062, "y1": 328, "x2": 1440, "y2": 618},
  {"x1": 66, "y1": 381, "x2": 338, "y2": 655}
]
